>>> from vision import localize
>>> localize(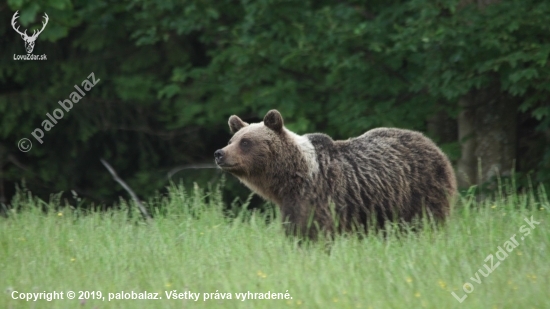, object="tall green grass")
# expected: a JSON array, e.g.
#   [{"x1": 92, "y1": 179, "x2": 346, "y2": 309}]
[{"x1": 1, "y1": 183, "x2": 549, "y2": 309}]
